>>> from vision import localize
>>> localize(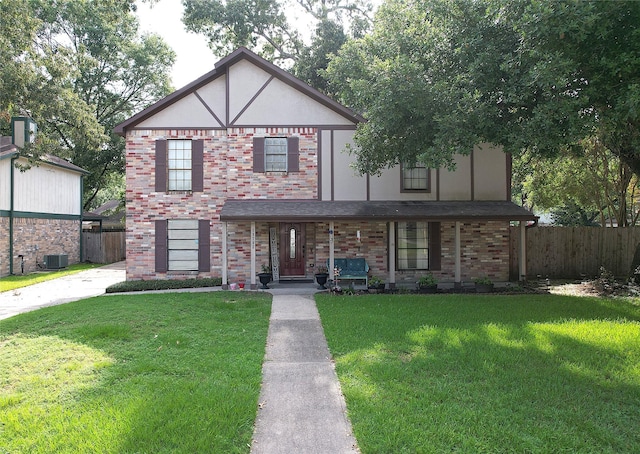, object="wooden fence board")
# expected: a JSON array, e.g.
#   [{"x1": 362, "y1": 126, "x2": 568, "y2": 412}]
[
  {"x1": 510, "y1": 226, "x2": 640, "y2": 279},
  {"x1": 82, "y1": 231, "x2": 125, "y2": 264}
]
